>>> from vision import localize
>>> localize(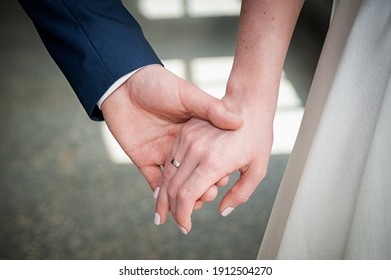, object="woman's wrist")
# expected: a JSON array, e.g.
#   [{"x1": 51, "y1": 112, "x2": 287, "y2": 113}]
[{"x1": 223, "y1": 76, "x2": 280, "y2": 121}]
